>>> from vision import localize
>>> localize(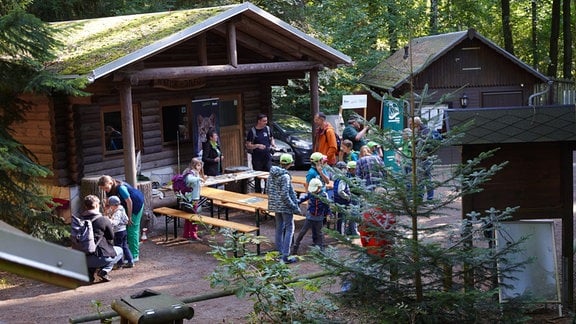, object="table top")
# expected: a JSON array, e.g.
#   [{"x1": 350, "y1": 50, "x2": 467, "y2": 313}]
[
  {"x1": 204, "y1": 170, "x2": 269, "y2": 187},
  {"x1": 162, "y1": 170, "x2": 269, "y2": 190},
  {"x1": 201, "y1": 186, "x2": 269, "y2": 211}
]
